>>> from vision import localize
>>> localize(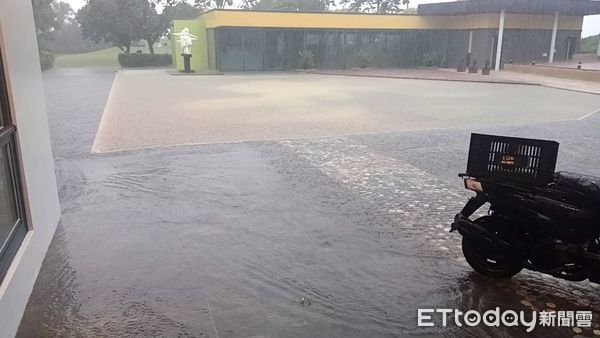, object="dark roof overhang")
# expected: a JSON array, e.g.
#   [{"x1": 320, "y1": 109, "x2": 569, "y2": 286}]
[{"x1": 418, "y1": 0, "x2": 600, "y2": 16}]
